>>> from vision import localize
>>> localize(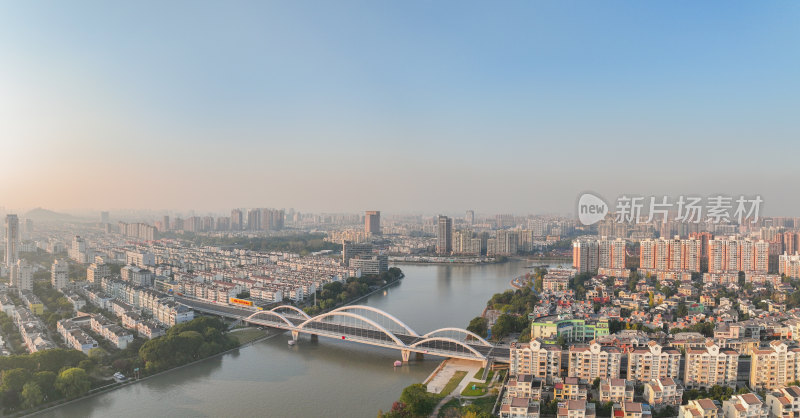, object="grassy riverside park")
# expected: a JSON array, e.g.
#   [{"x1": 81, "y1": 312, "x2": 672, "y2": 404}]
[
  {"x1": 460, "y1": 381, "x2": 490, "y2": 397},
  {"x1": 440, "y1": 371, "x2": 467, "y2": 397},
  {"x1": 229, "y1": 327, "x2": 270, "y2": 345},
  {"x1": 438, "y1": 395, "x2": 497, "y2": 418}
]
